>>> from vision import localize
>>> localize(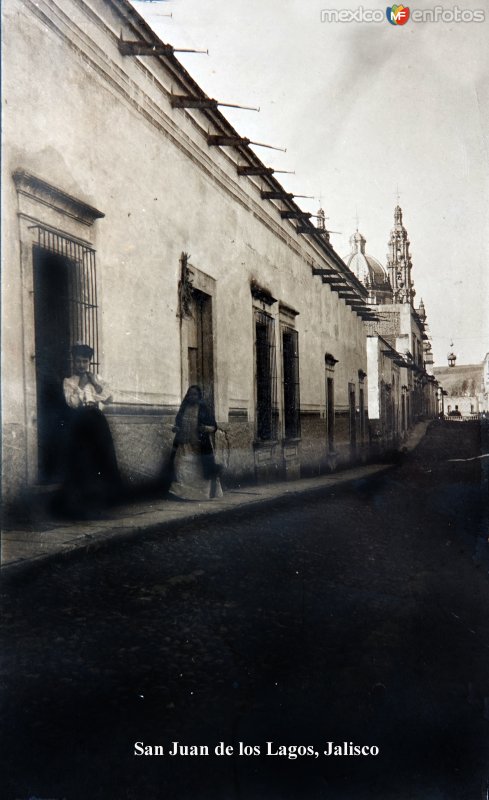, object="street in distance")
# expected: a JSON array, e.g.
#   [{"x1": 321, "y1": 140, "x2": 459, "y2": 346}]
[{"x1": 133, "y1": 741, "x2": 380, "y2": 758}]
